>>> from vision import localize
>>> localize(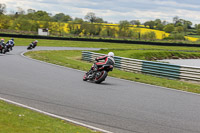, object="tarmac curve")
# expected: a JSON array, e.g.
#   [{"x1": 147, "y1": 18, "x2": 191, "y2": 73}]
[{"x1": 0, "y1": 46, "x2": 200, "y2": 133}]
